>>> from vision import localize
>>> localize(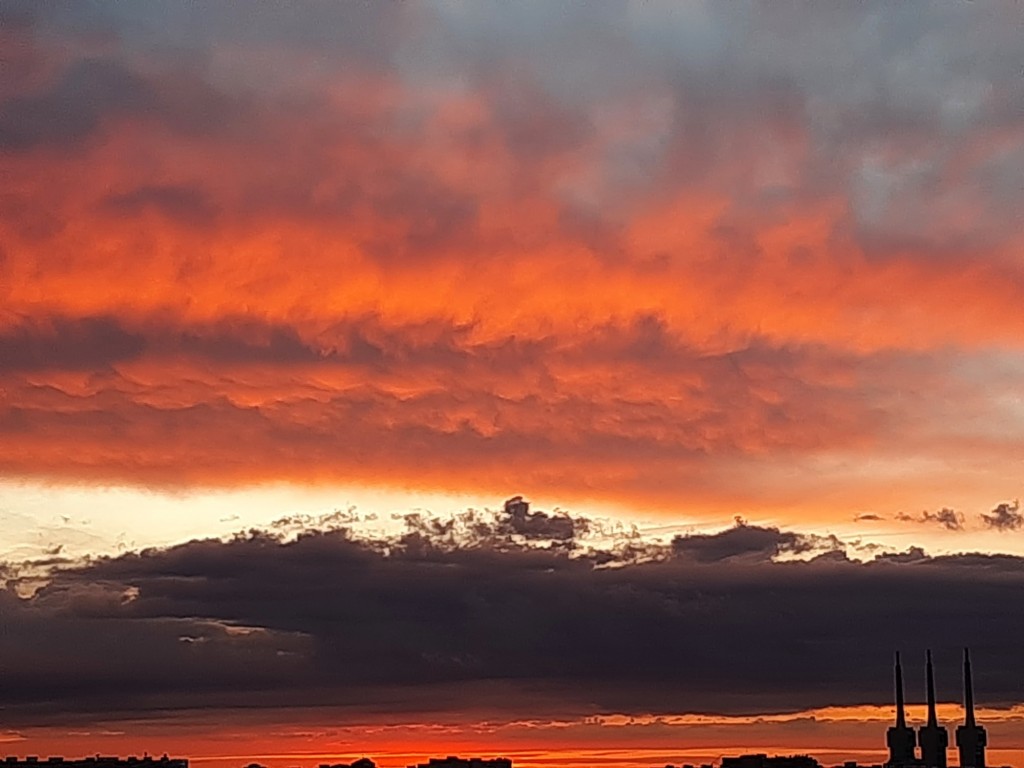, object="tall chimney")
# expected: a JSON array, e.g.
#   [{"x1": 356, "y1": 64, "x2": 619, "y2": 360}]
[
  {"x1": 964, "y1": 648, "x2": 976, "y2": 728},
  {"x1": 955, "y1": 648, "x2": 987, "y2": 768},
  {"x1": 919, "y1": 650, "x2": 948, "y2": 768},
  {"x1": 887, "y1": 652, "x2": 917, "y2": 767},
  {"x1": 926, "y1": 650, "x2": 938, "y2": 727},
  {"x1": 896, "y1": 651, "x2": 907, "y2": 728}
]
